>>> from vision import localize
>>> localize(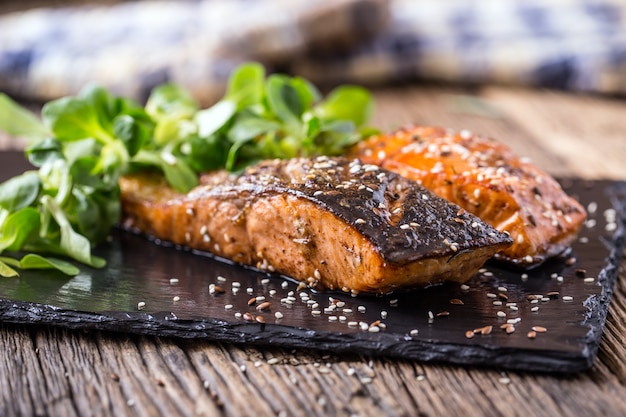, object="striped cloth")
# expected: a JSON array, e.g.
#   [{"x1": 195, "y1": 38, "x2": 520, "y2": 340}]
[{"x1": 1, "y1": 0, "x2": 625, "y2": 104}]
